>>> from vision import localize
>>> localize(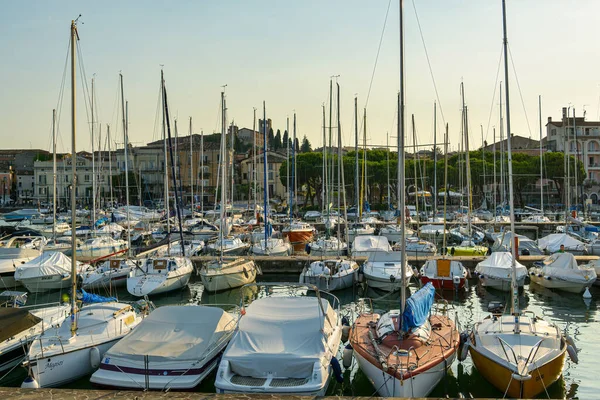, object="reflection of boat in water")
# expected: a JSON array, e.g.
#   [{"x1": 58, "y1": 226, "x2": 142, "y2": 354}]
[{"x1": 200, "y1": 284, "x2": 259, "y2": 306}]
